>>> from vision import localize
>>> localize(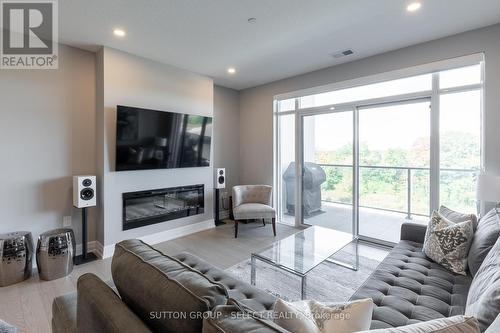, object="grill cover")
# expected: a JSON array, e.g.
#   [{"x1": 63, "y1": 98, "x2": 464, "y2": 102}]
[{"x1": 283, "y1": 162, "x2": 326, "y2": 216}]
